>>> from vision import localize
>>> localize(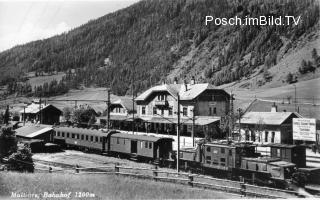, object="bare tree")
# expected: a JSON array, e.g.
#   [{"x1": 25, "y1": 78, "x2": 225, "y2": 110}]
[{"x1": 254, "y1": 118, "x2": 265, "y2": 143}]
